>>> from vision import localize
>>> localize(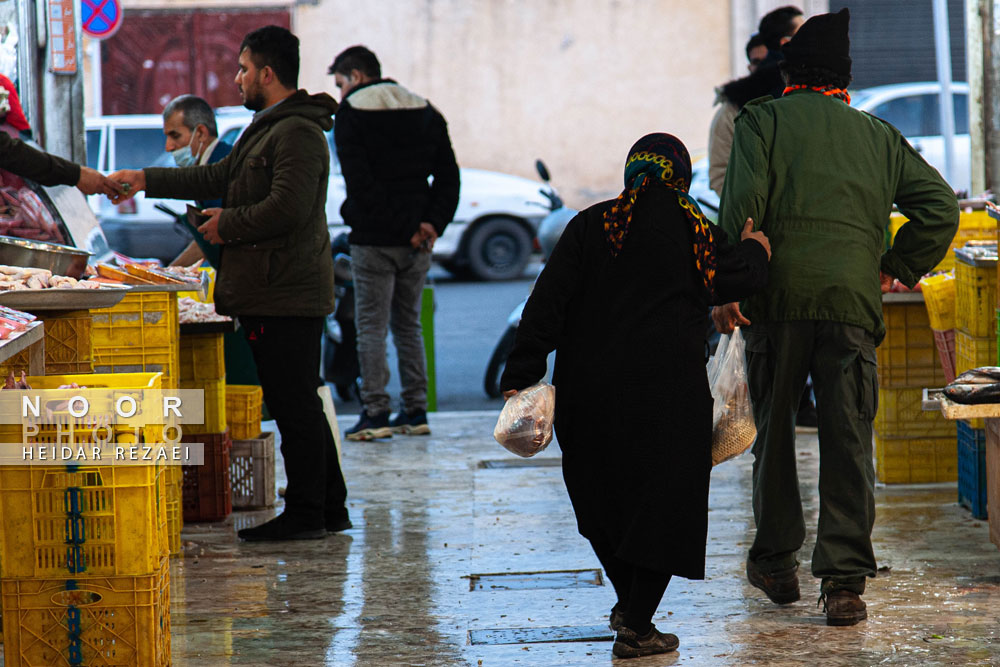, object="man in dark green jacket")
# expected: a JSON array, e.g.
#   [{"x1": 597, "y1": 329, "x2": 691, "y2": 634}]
[
  {"x1": 111, "y1": 26, "x2": 350, "y2": 542},
  {"x1": 713, "y1": 9, "x2": 958, "y2": 626}
]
